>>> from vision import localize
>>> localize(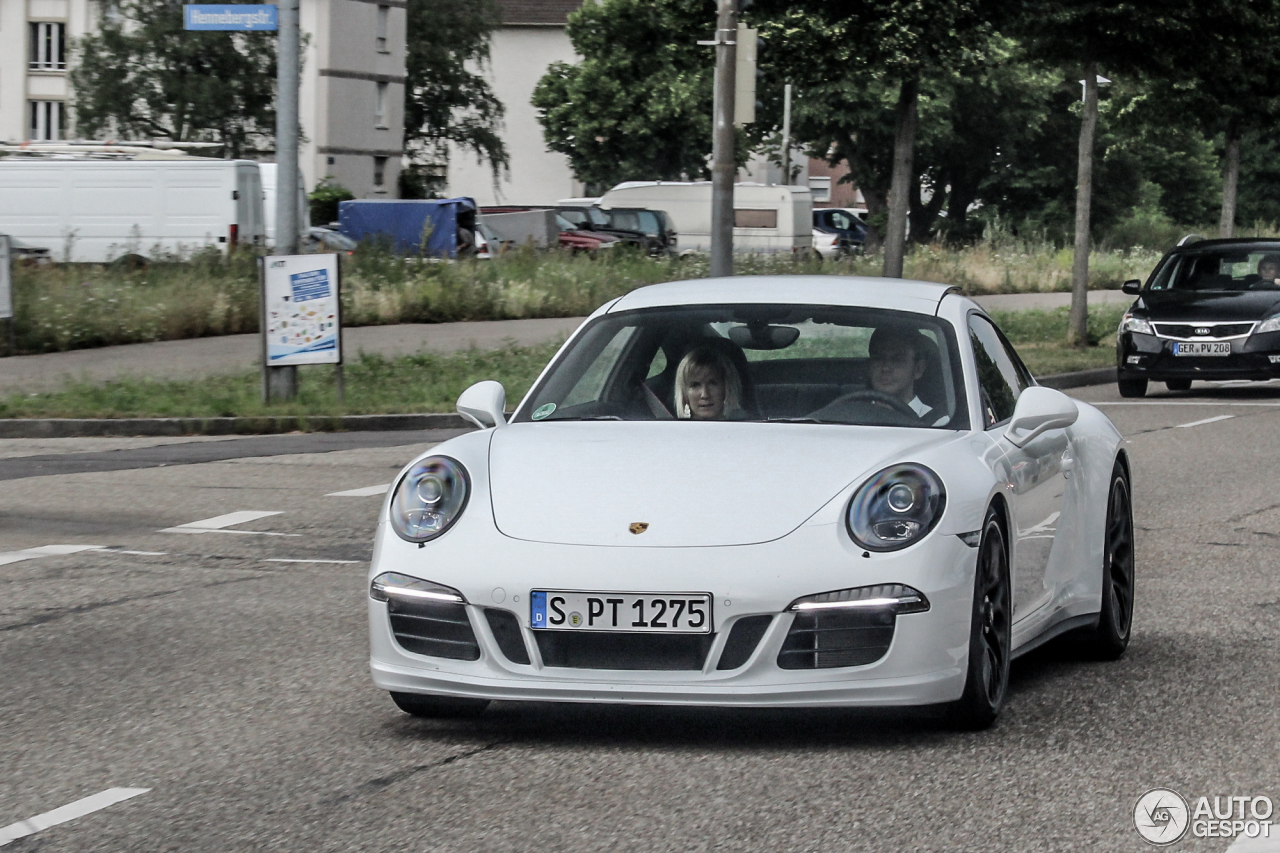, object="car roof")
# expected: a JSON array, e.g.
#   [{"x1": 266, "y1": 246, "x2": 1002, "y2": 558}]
[
  {"x1": 1170, "y1": 237, "x2": 1280, "y2": 252},
  {"x1": 608, "y1": 276, "x2": 956, "y2": 316}
]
